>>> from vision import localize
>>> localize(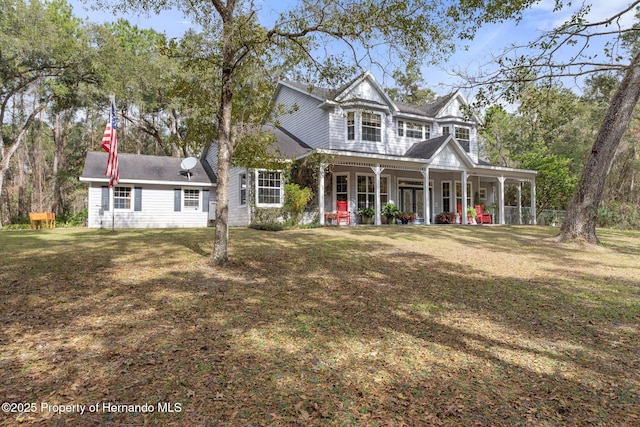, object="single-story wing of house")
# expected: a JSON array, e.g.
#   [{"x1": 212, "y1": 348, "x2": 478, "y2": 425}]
[{"x1": 79, "y1": 151, "x2": 216, "y2": 228}]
